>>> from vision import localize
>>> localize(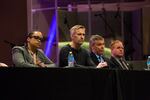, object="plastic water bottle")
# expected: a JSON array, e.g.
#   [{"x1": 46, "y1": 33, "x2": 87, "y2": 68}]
[
  {"x1": 147, "y1": 56, "x2": 150, "y2": 70},
  {"x1": 68, "y1": 51, "x2": 75, "y2": 67}
]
